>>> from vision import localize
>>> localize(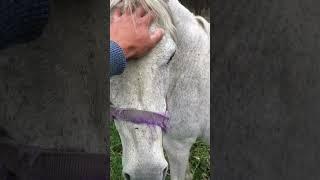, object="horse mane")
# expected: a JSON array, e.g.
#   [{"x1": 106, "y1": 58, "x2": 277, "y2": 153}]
[{"x1": 110, "y1": 0, "x2": 176, "y2": 41}]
